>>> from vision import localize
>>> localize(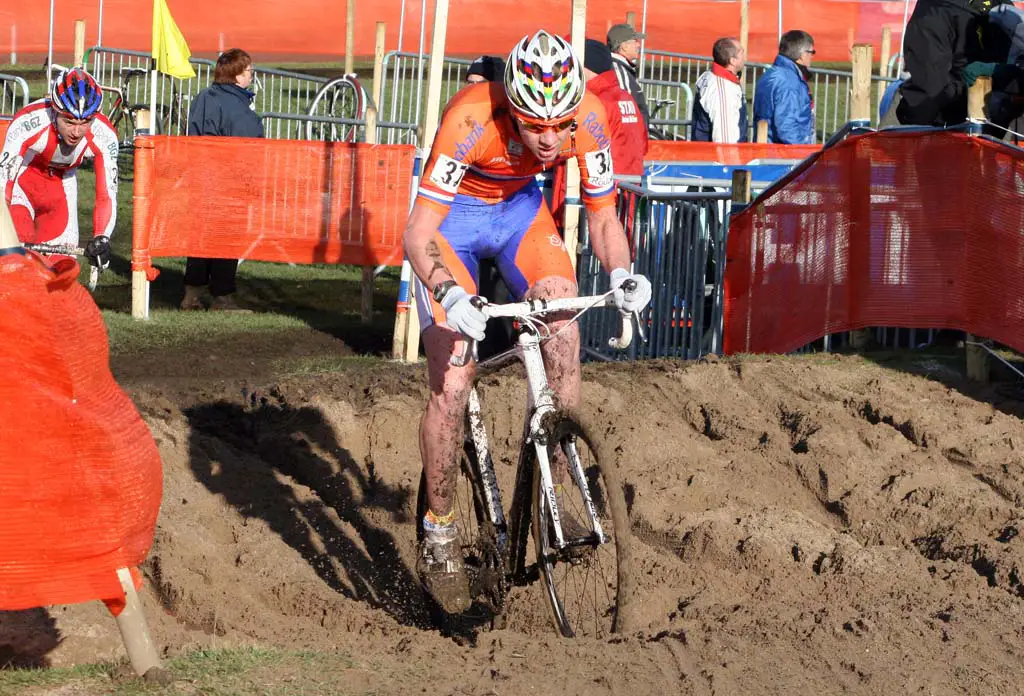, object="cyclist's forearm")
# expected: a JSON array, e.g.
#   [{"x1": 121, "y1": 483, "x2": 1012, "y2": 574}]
[
  {"x1": 403, "y1": 205, "x2": 455, "y2": 290},
  {"x1": 586, "y1": 206, "x2": 631, "y2": 272}
]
